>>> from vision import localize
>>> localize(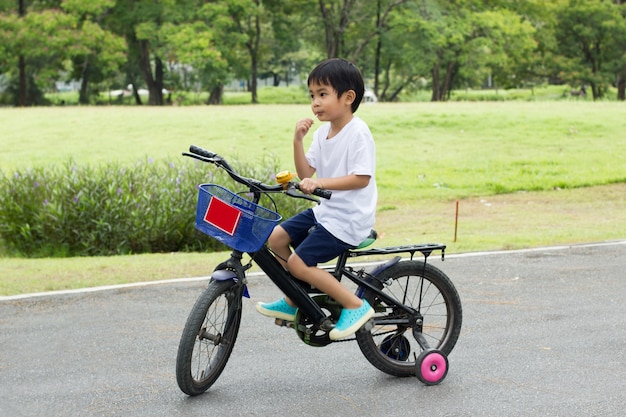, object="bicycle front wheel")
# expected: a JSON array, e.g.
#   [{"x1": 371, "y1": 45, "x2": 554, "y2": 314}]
[
  {"x1": 176, "y1": 279, "x2": 242, "y2": 395},
  {"x1": 356, "y1": 260, "x2": 462, "y2": 377}
]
